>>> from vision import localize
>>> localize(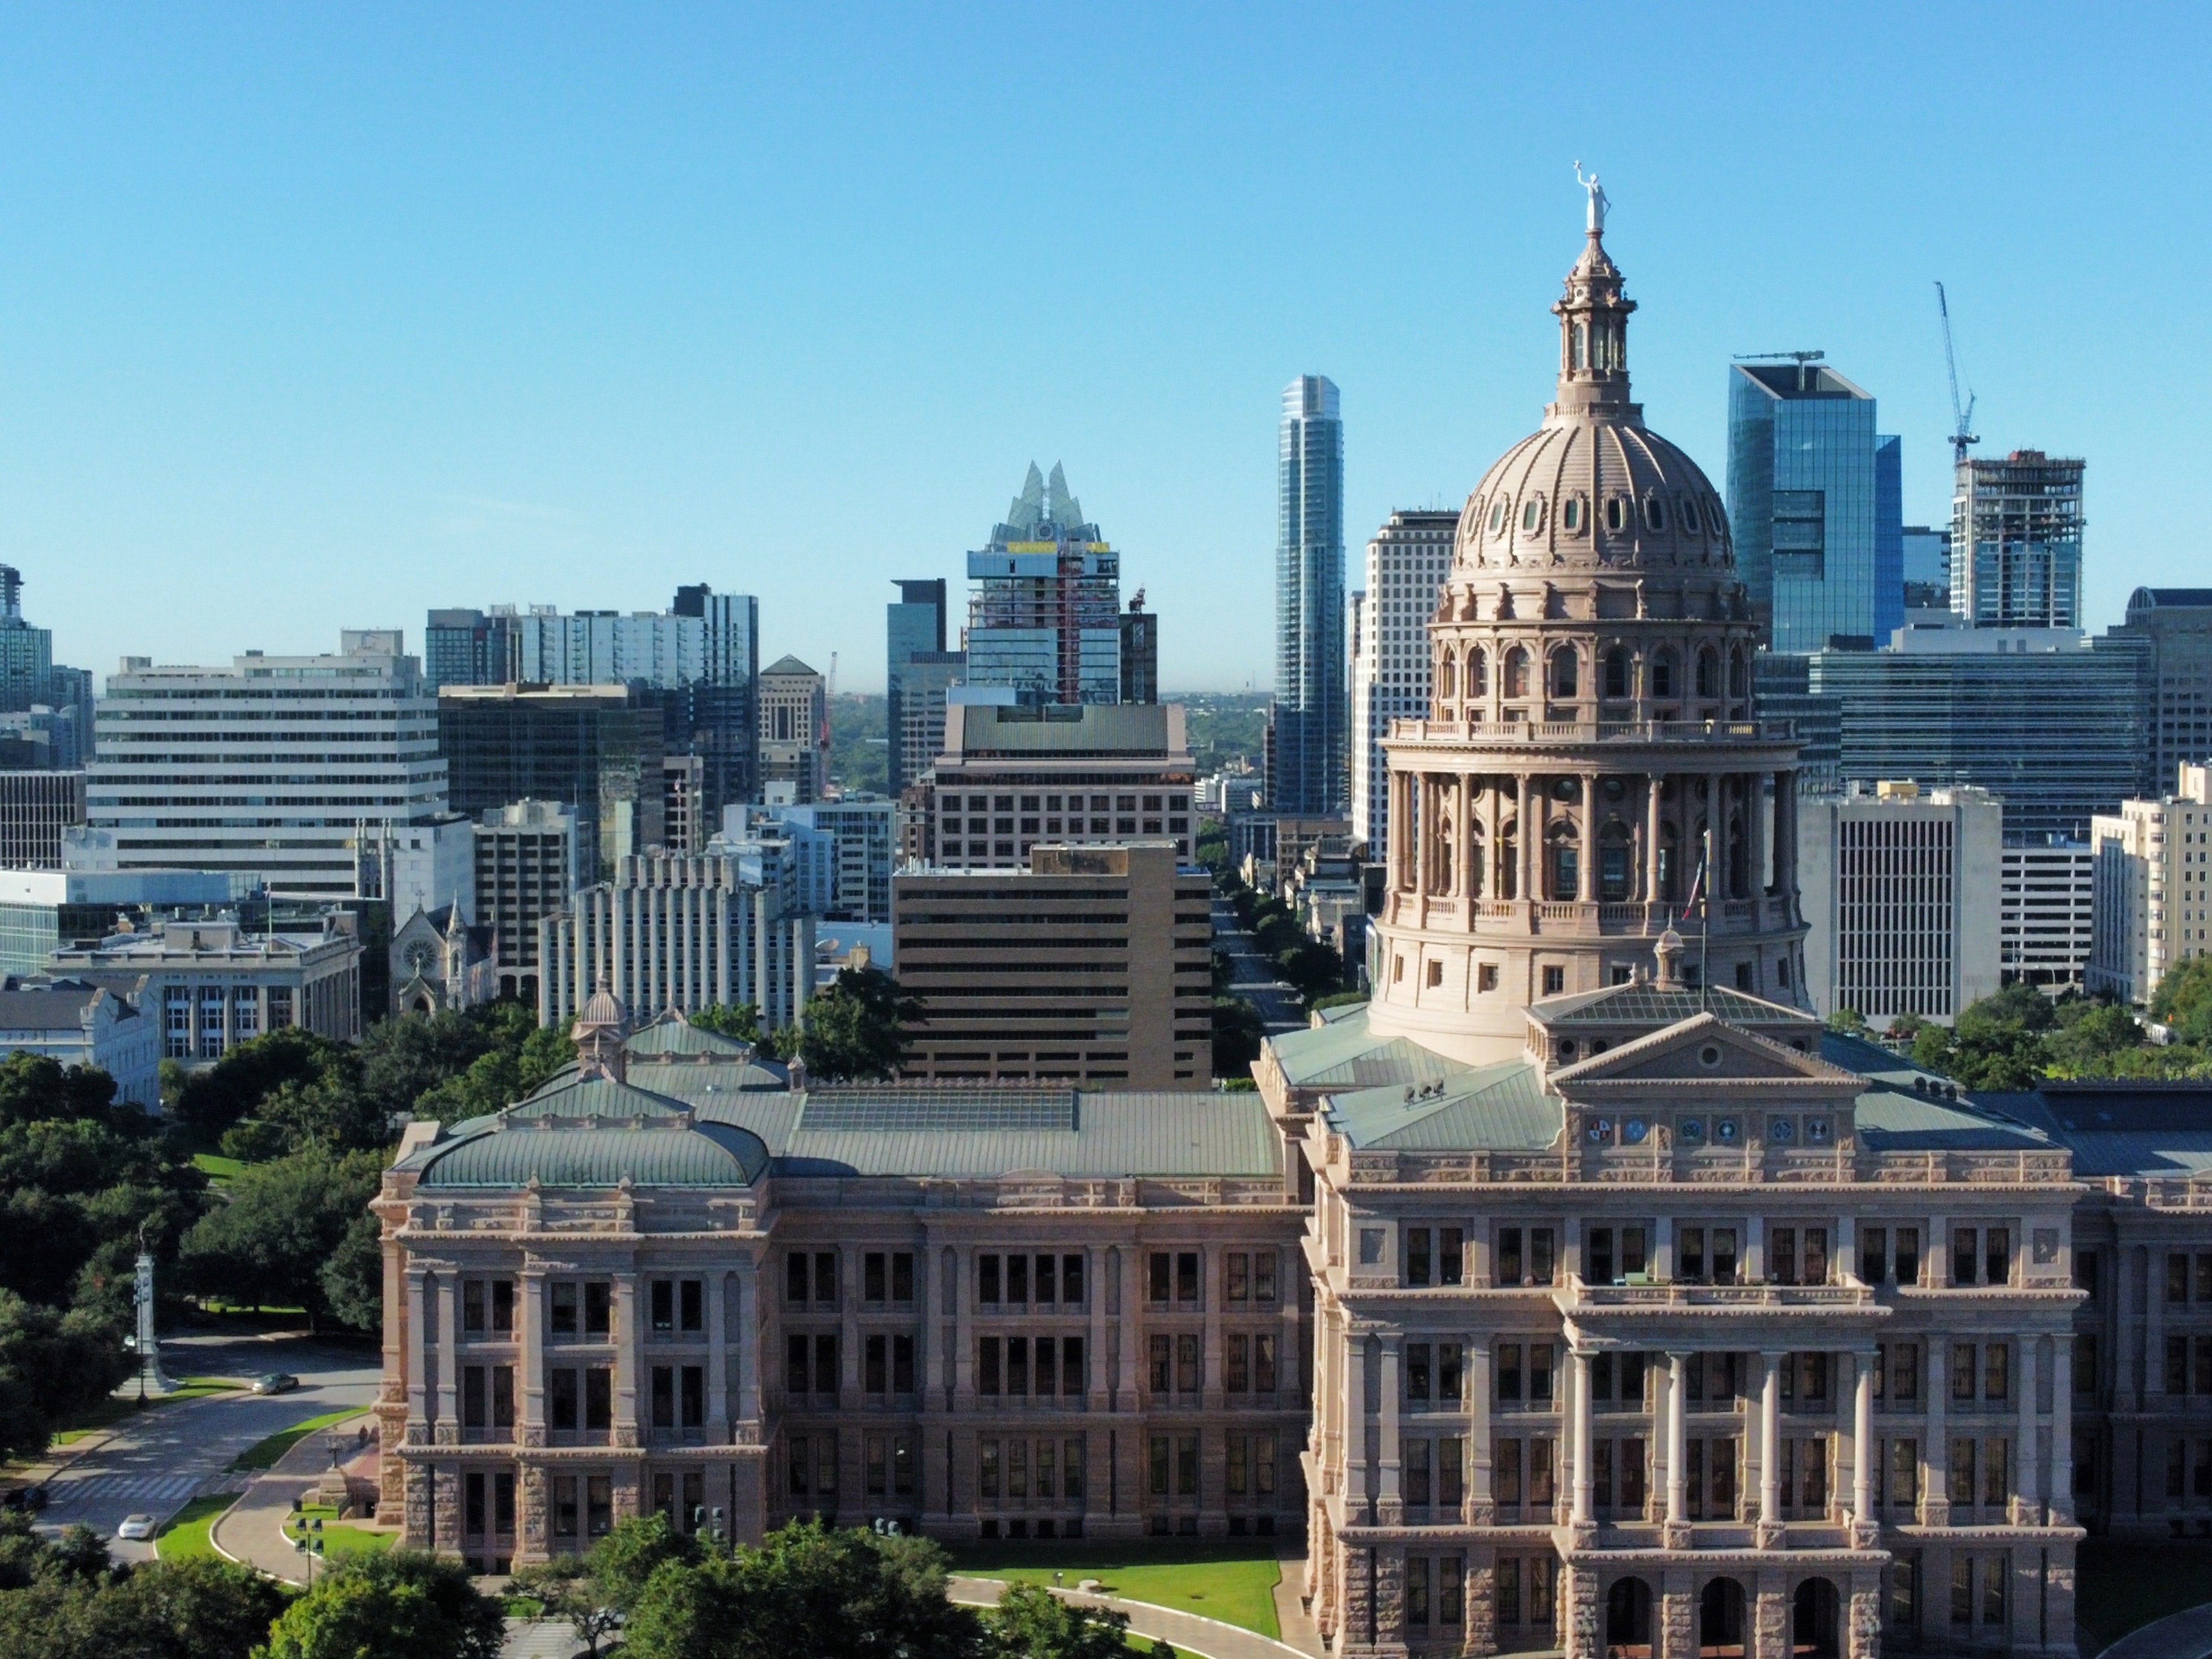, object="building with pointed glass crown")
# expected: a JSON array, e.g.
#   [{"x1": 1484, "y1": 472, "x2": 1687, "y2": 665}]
[
  {"x1": 375, "y1": 196, "x2": 2212, "y2": 1659},
  {"x1": 963, "y1": 462, "x2": 1124, "y2": 706}
]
